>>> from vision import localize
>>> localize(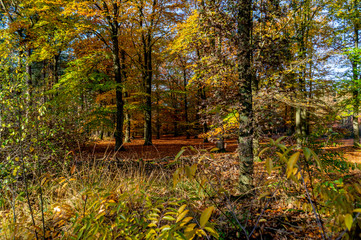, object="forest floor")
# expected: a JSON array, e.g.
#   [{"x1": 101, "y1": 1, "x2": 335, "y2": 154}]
[
  {"x1": 82, "y1": 136, "x2": 361, "y2": 162},
  {"x1": 76, "y1": 136, "x2": 361, "y2": 238}
]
